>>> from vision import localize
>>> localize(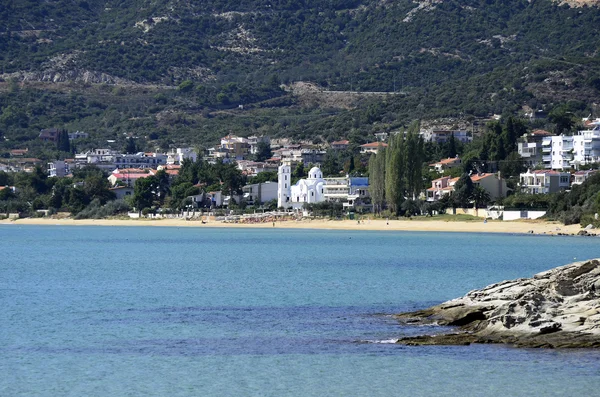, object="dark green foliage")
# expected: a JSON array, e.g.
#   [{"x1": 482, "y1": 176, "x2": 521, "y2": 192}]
[
  {"x1": 546, "y1": 173, "x2": 600, "y2": 226},
  {"x1": 56, "y1": 129, "x2": 70, "y2": 153},
  {"x1": 452, "y1": 174, "x2": 475, "y2": 208},
  {"x1": 74, "y1": 199, "x2": 131, "y2": 219},
  {"x1": 253, "y1": 141, "x2": 273, "y2": 162},
  {"x1": 124, "y1": 137, "x2": 137, "y2": 154}
]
